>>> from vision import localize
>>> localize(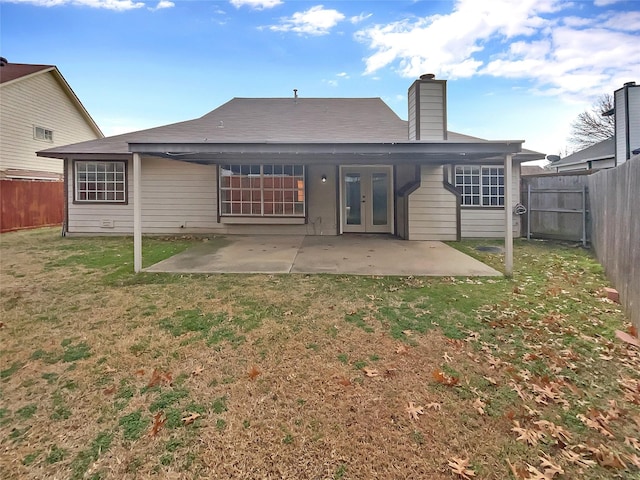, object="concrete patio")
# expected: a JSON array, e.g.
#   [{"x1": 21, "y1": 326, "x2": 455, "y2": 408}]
[{"x1": 144, "y1": 235, "x2": 502, "y2": 276}]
